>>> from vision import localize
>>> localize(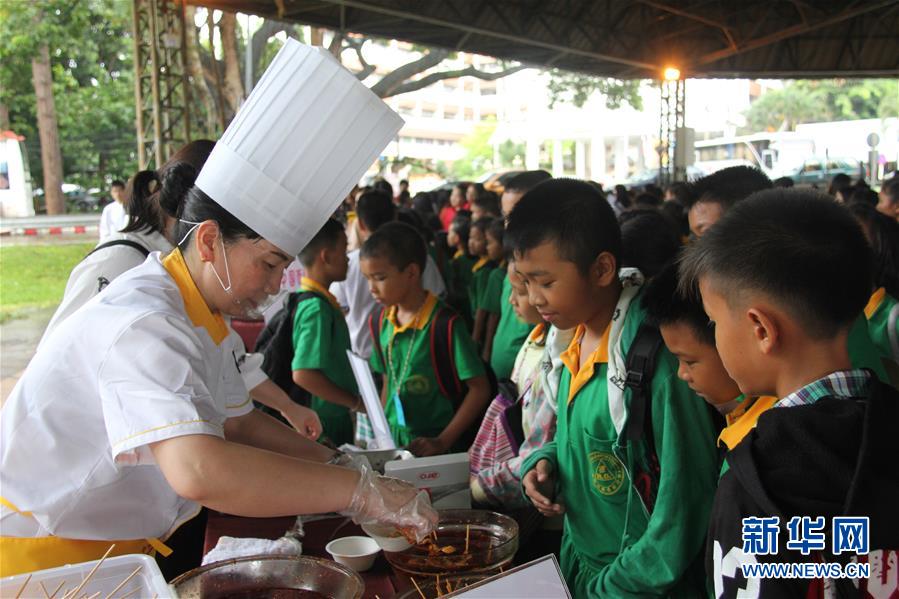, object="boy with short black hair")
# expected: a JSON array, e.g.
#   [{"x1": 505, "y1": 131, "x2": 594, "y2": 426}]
[
  {"x1": 511, "y1": 179, "x2": 718, "y2": 597},
  {"x1": 292, "y1": 218, "x2": 359, "y2": 446},
  {"x1": 446, "y1": 212, "x2": 476, "y2": 323},
  {"x1": 680, "y1": 189, "x2": 899, "y2": 598},
  {"x1": 360, "y1": 222, "x2": 492, "y2": 457},
  {"x1": 642, "y1": 260, "x2": 777, "y2": 452},
  {"x1": 471, "y1": 190, "x2": 501, "y2": 221},
  {"x1": 685, "y1": 166, "x2": 772, "y2": 238}
]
